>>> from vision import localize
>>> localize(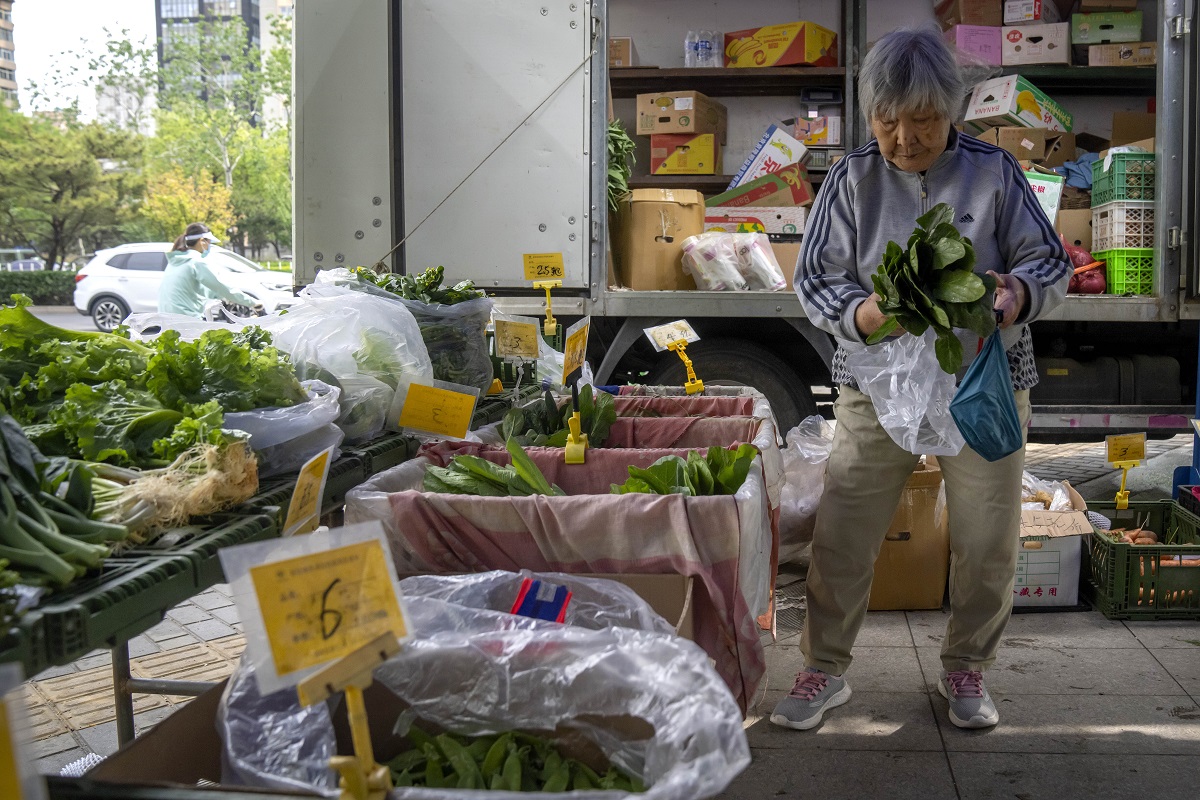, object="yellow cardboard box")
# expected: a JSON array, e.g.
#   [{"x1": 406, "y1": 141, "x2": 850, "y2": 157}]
[
  {"x1": 650, "y1": 133, "x2": 722, "y2": 175},
  {"x1": 724, "y1": 21, "x2": 838, "y2": 68}
]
